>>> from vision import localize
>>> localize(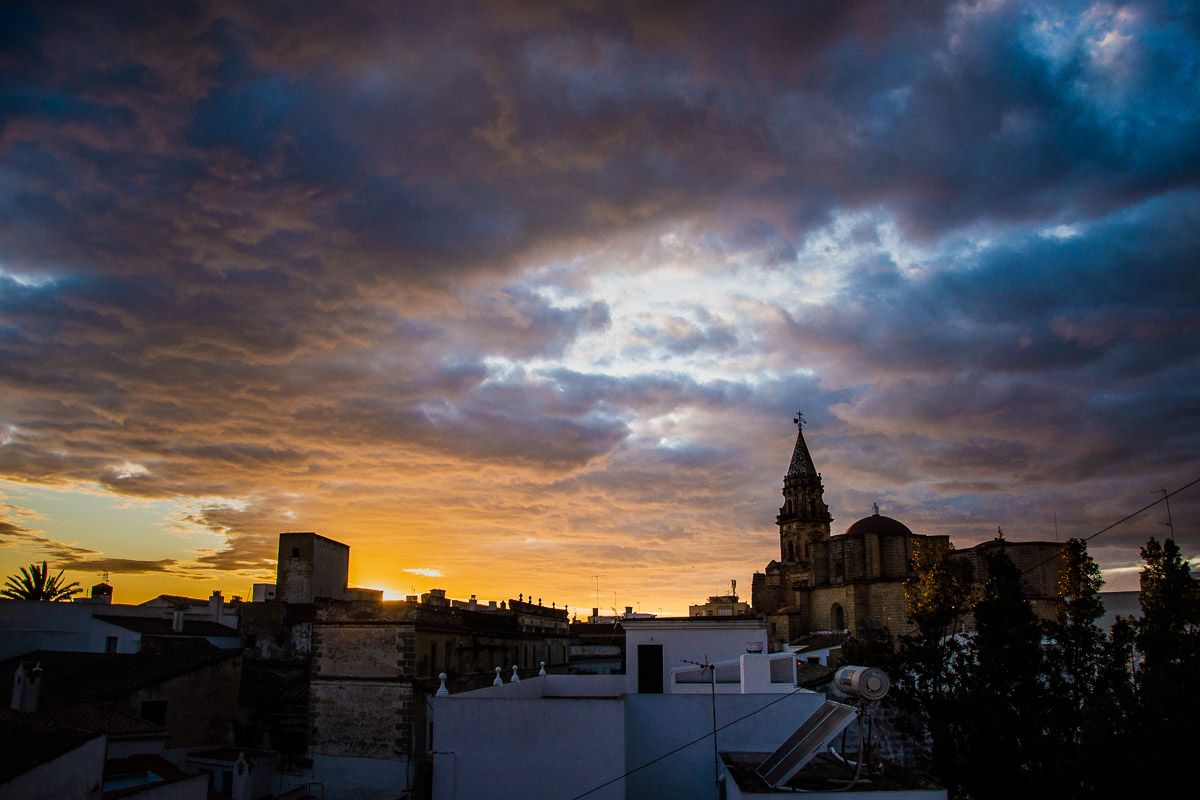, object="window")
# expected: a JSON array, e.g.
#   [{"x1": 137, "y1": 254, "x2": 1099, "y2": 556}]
[
  {"x1": 140, "y1": 700, "x2": 167, "y2": 725},
  {"x1": 430, "y1": 642, "x2": 437, "y2": 673},
  {"x1": 444, "y1": 641, "x2": 452, "y2": 671},
  {"x1": 291, "y1": 547, "x2": 300, "y2": 558},
  {"x1": 831, "y1": 603, "x2": 846, "y2": 631}
]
